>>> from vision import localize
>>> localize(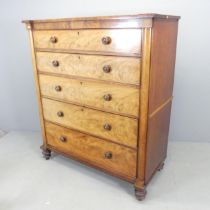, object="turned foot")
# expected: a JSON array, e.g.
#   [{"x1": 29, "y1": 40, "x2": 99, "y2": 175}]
[
  {"x1": 135, "y1": 188, "x2": 147, "y2": 201},
  {"x1": 41, "y1": 147, "x2": 51, "y2": 160},
  {"x1": 158, "y1": 162, "x2": 164, "y2": 171}
]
